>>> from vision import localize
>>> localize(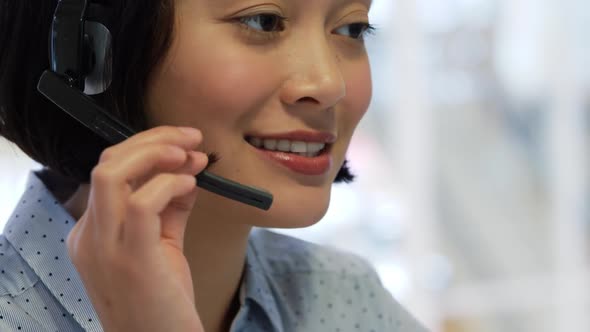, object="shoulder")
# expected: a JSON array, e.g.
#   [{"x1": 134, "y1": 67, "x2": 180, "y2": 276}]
[
  {"x1": 248, "y1": 229, "x2": 429, "y2": 331},
  {"x1": 249, "y1": 228, "x2": 378, "y2": 279}
]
